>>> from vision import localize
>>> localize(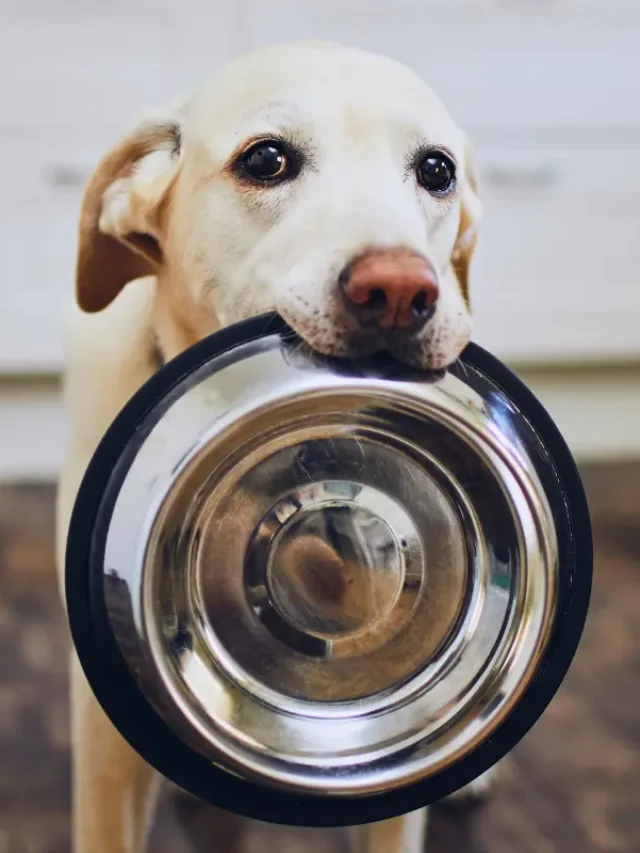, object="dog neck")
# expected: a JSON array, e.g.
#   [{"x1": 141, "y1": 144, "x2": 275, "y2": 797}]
[{"x1": 150, "y1": 278, "x2": 217, "y2": 371}]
